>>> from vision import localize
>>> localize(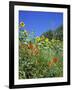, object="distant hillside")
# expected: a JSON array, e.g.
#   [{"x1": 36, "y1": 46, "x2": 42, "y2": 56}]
[{"x1": 42, "y1": 25, "x2": 63, "y2": 41}]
